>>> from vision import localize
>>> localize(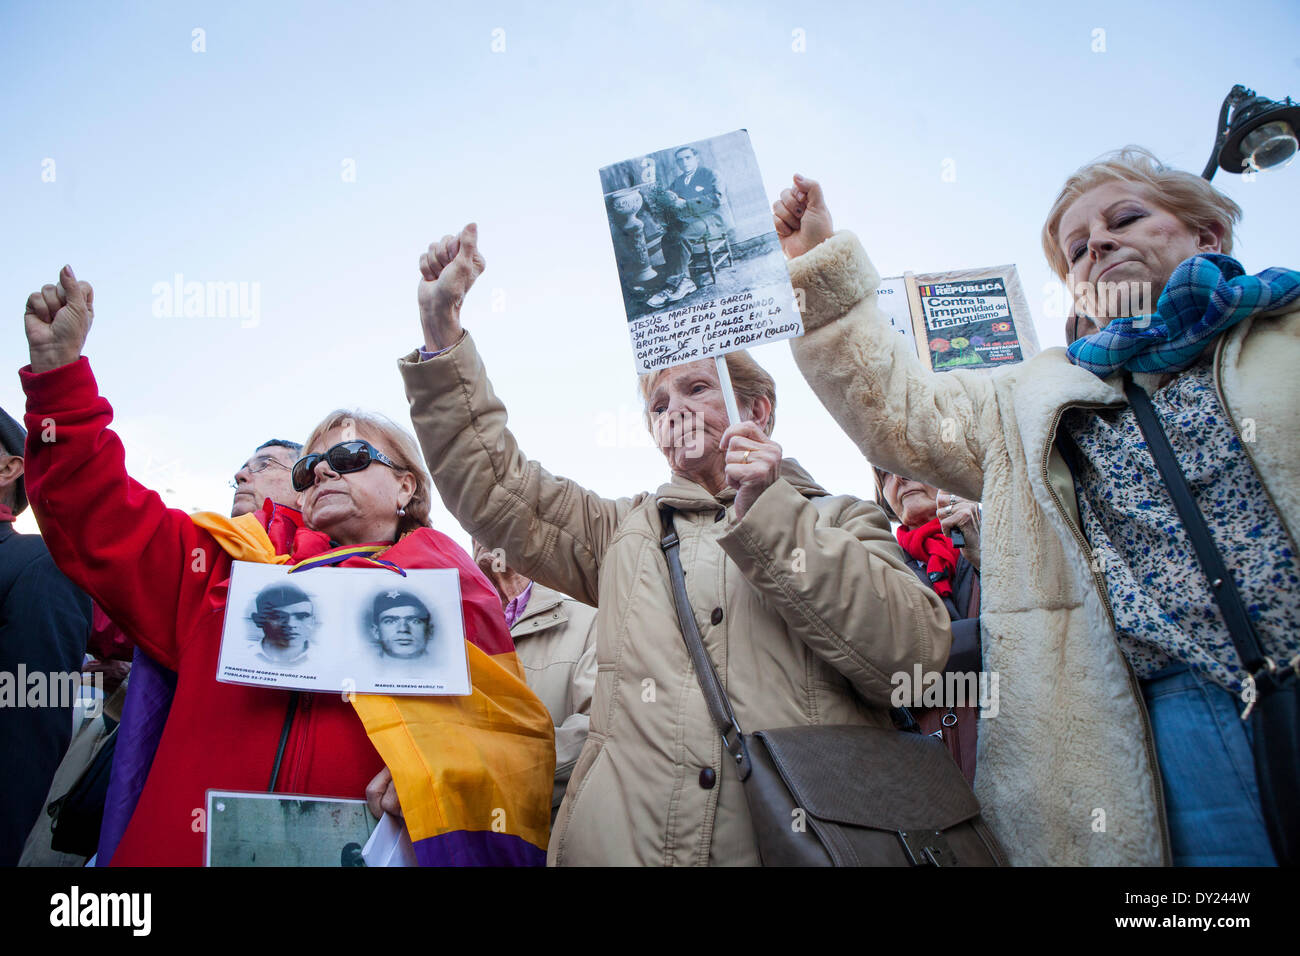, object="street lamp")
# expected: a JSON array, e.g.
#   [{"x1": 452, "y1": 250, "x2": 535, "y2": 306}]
[{"x1": 1201, "y1": 84, "x2": 1300, "y2": 180}]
